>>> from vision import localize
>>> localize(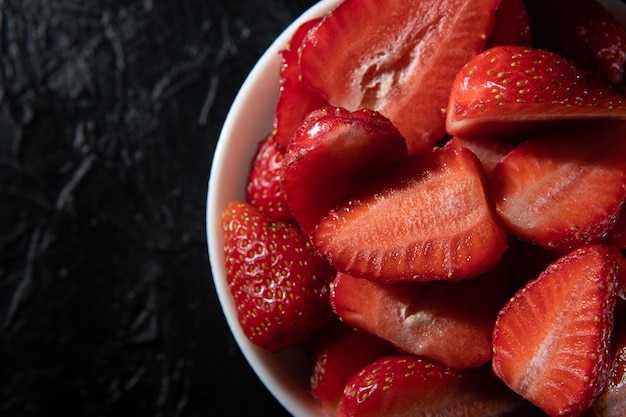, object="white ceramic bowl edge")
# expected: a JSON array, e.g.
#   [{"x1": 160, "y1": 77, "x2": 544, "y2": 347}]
[{"x1": 207, "y1": 1, "x2": 340, "y2": 416}]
